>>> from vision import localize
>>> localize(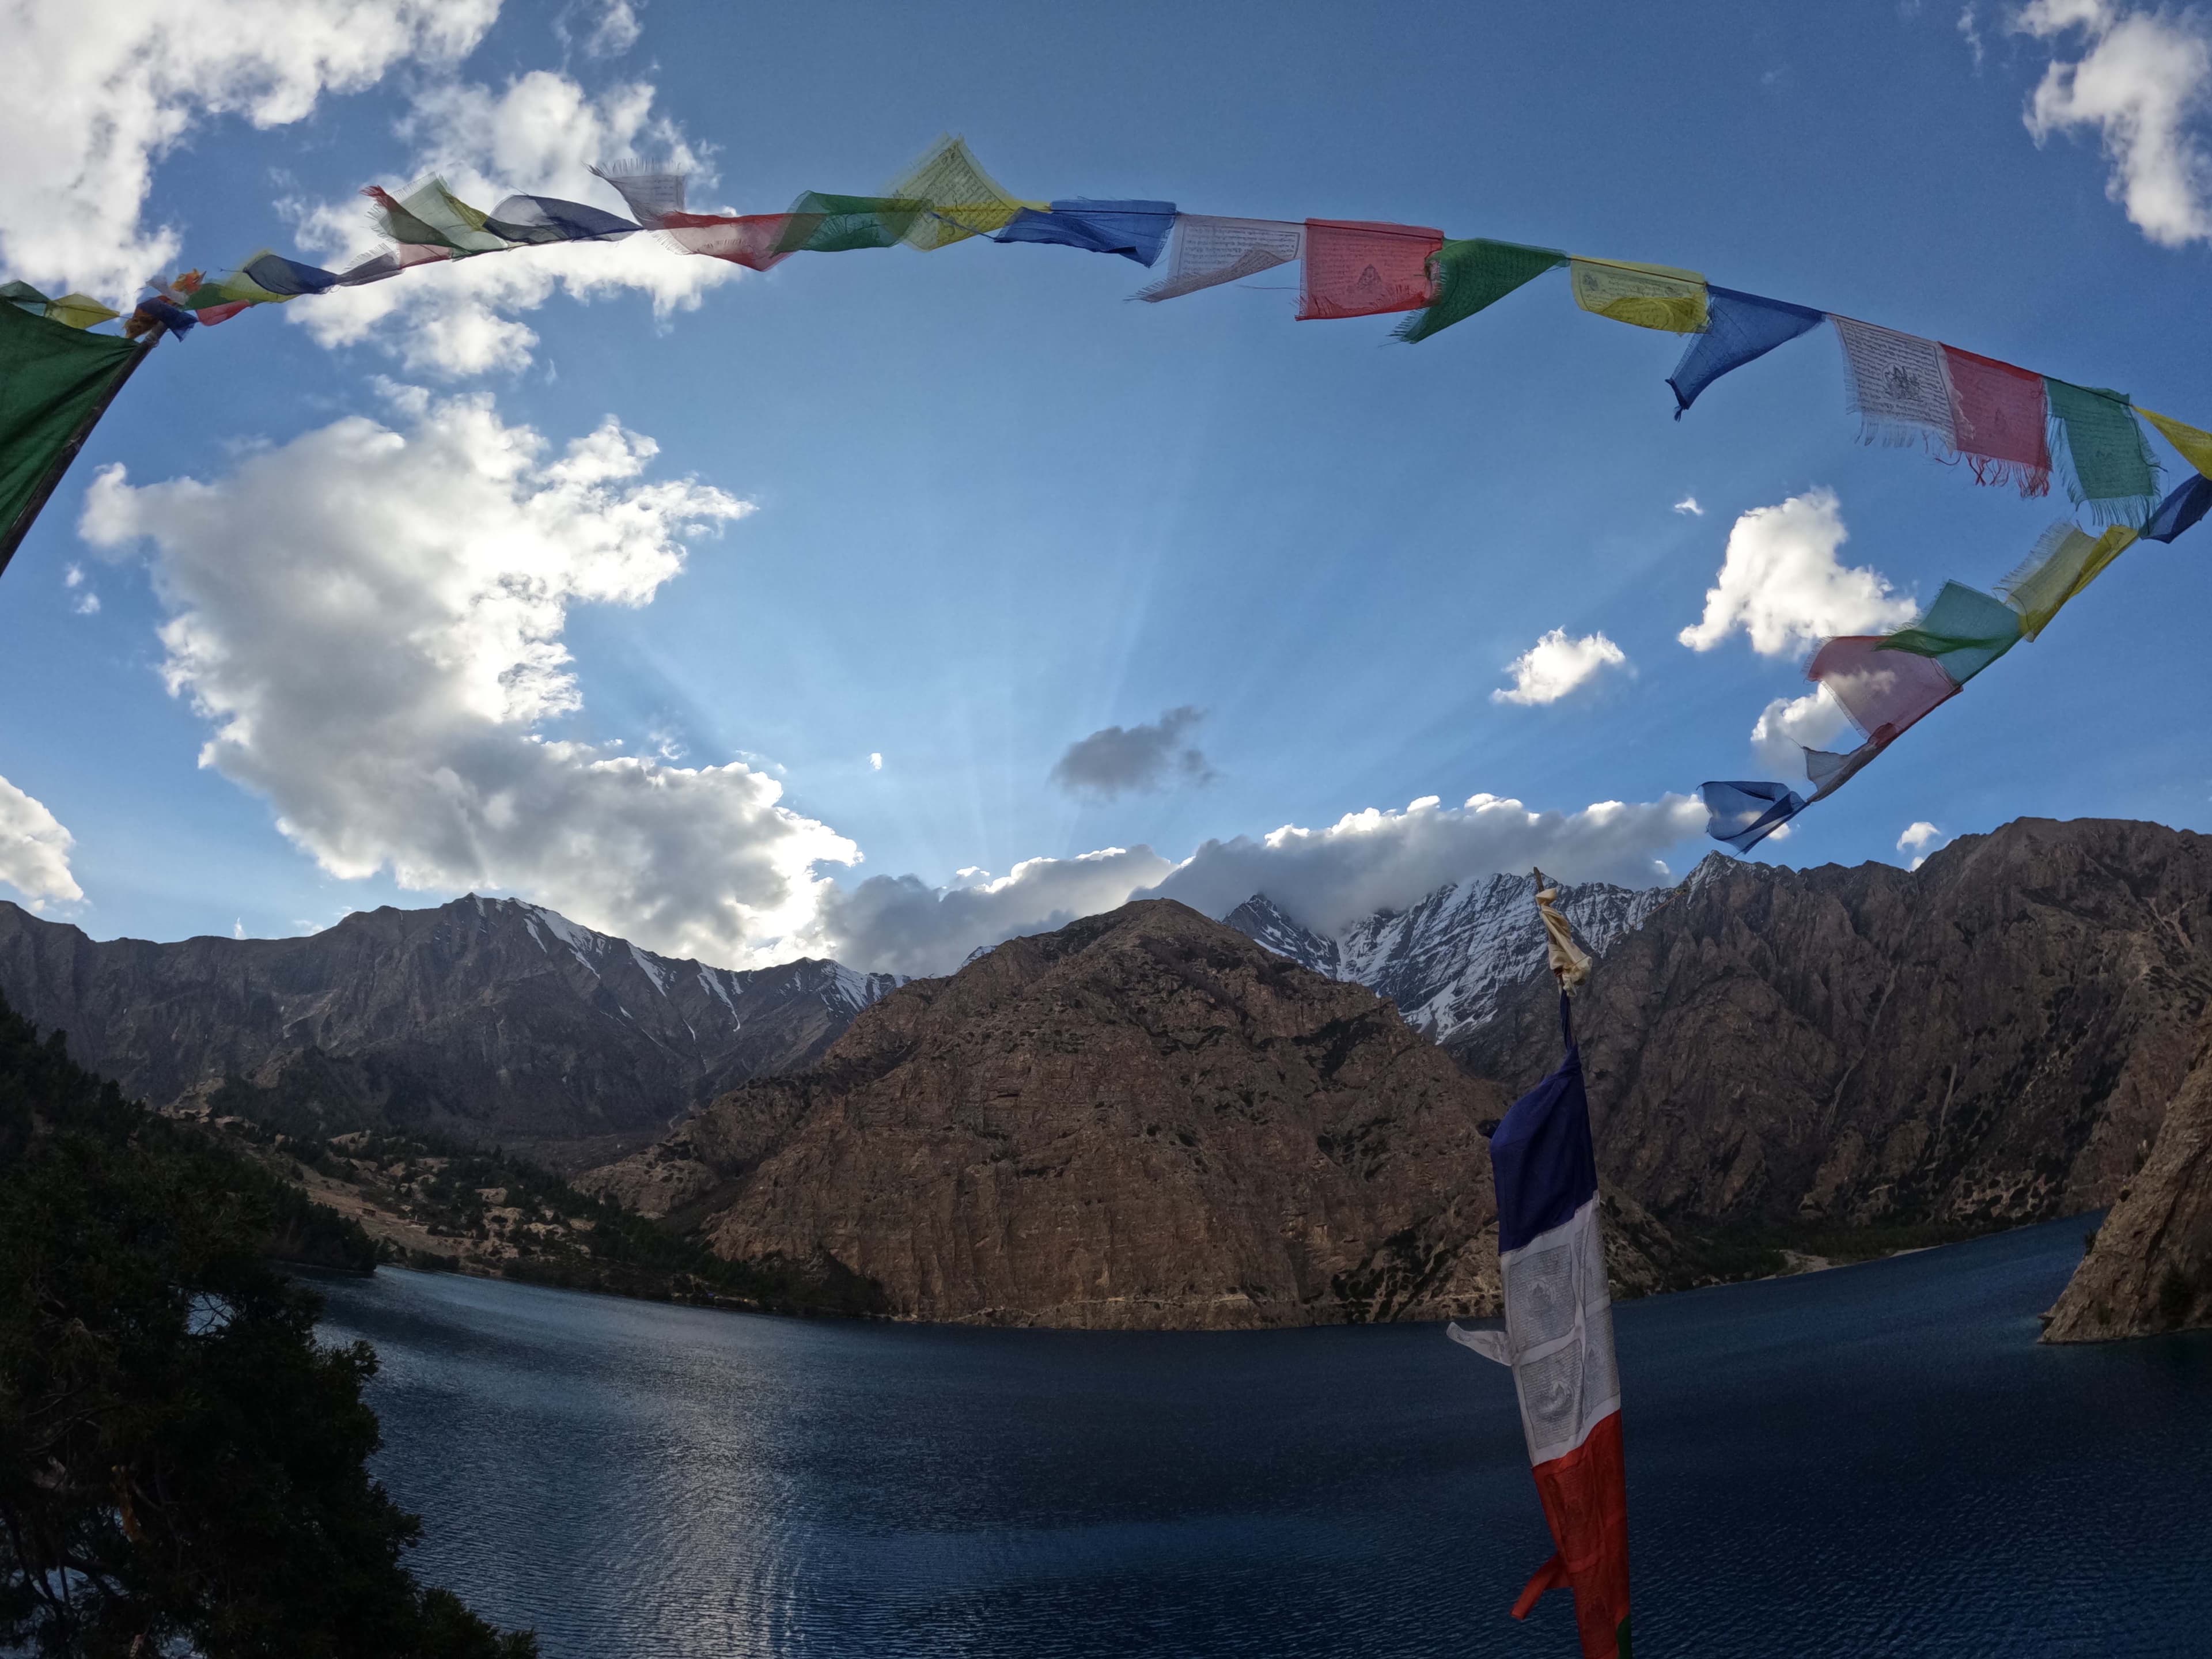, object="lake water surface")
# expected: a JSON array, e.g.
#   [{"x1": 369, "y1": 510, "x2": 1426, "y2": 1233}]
[{"x1": 316, "y1": 1218, "x2": 2211, "y2": 1657}]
